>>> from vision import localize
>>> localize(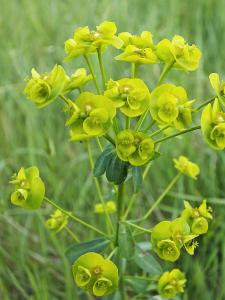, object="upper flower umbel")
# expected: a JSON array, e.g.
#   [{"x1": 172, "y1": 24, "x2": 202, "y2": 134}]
[{"x1": 64, "y1": 21, "x2": 123, "y2": 61}]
